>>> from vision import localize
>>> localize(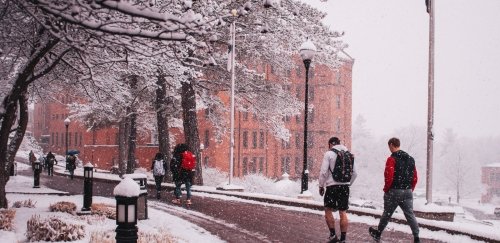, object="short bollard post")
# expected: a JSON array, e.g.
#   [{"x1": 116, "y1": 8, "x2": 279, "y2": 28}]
[
  {"x1": 82, "y1": 163, "x2": 94, "y2": 212},
  {"x1": 114, "y1": 177, "x2": 140, "y2": 243},
  {"x1": 33, "y1": 160, "x2": 41, "y2": 188}
]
